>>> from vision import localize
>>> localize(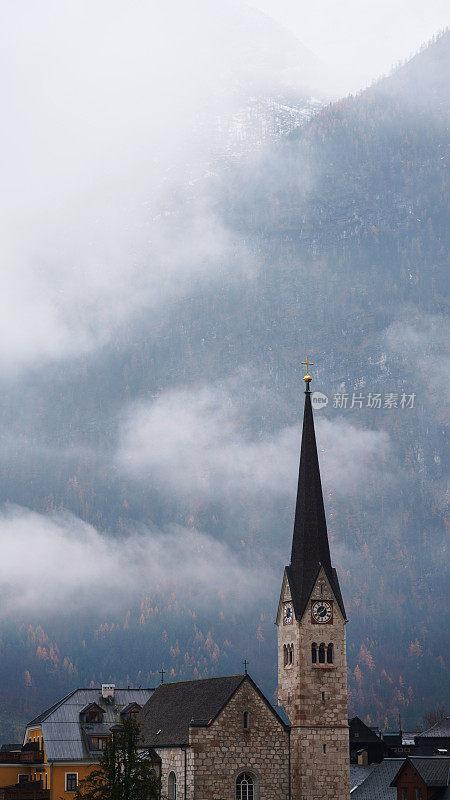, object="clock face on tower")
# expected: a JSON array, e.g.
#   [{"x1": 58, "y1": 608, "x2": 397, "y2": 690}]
[
  {"x1": 311, "y1": 600, "x2": 333, "y2": 623},
  {"x1": 283, "y1": 602, "x2": 294, "y2": 625}
]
